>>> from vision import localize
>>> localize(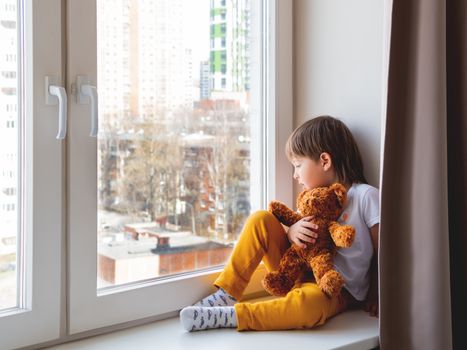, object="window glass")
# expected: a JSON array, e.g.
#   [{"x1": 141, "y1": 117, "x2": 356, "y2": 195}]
[
  {"x1": 0, "y1": 0, "x2": 18, "y2": 310},
  {"x1": 97, "y1": 0, "x2": 255, "y2": 288}
]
